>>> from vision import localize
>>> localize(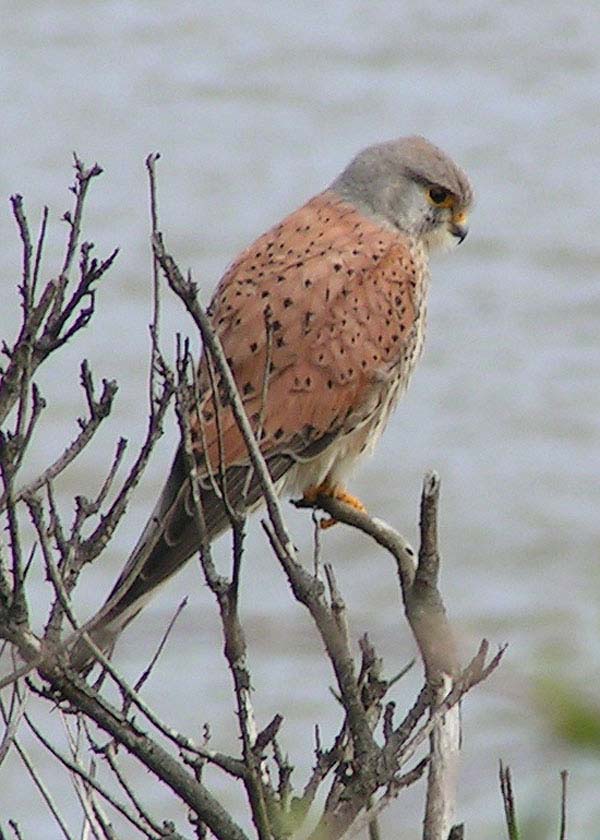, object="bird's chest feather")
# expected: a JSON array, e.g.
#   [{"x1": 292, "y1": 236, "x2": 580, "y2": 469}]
[
  {"x1": 358, "y1": 236, "x2": 430, "y2": 393},
  {"x1": 346, "y1": 238, "x2": 430, "y2": 442},
  {"x1": 294, "y1": 239, "x2": 430, "y2": 488}
]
